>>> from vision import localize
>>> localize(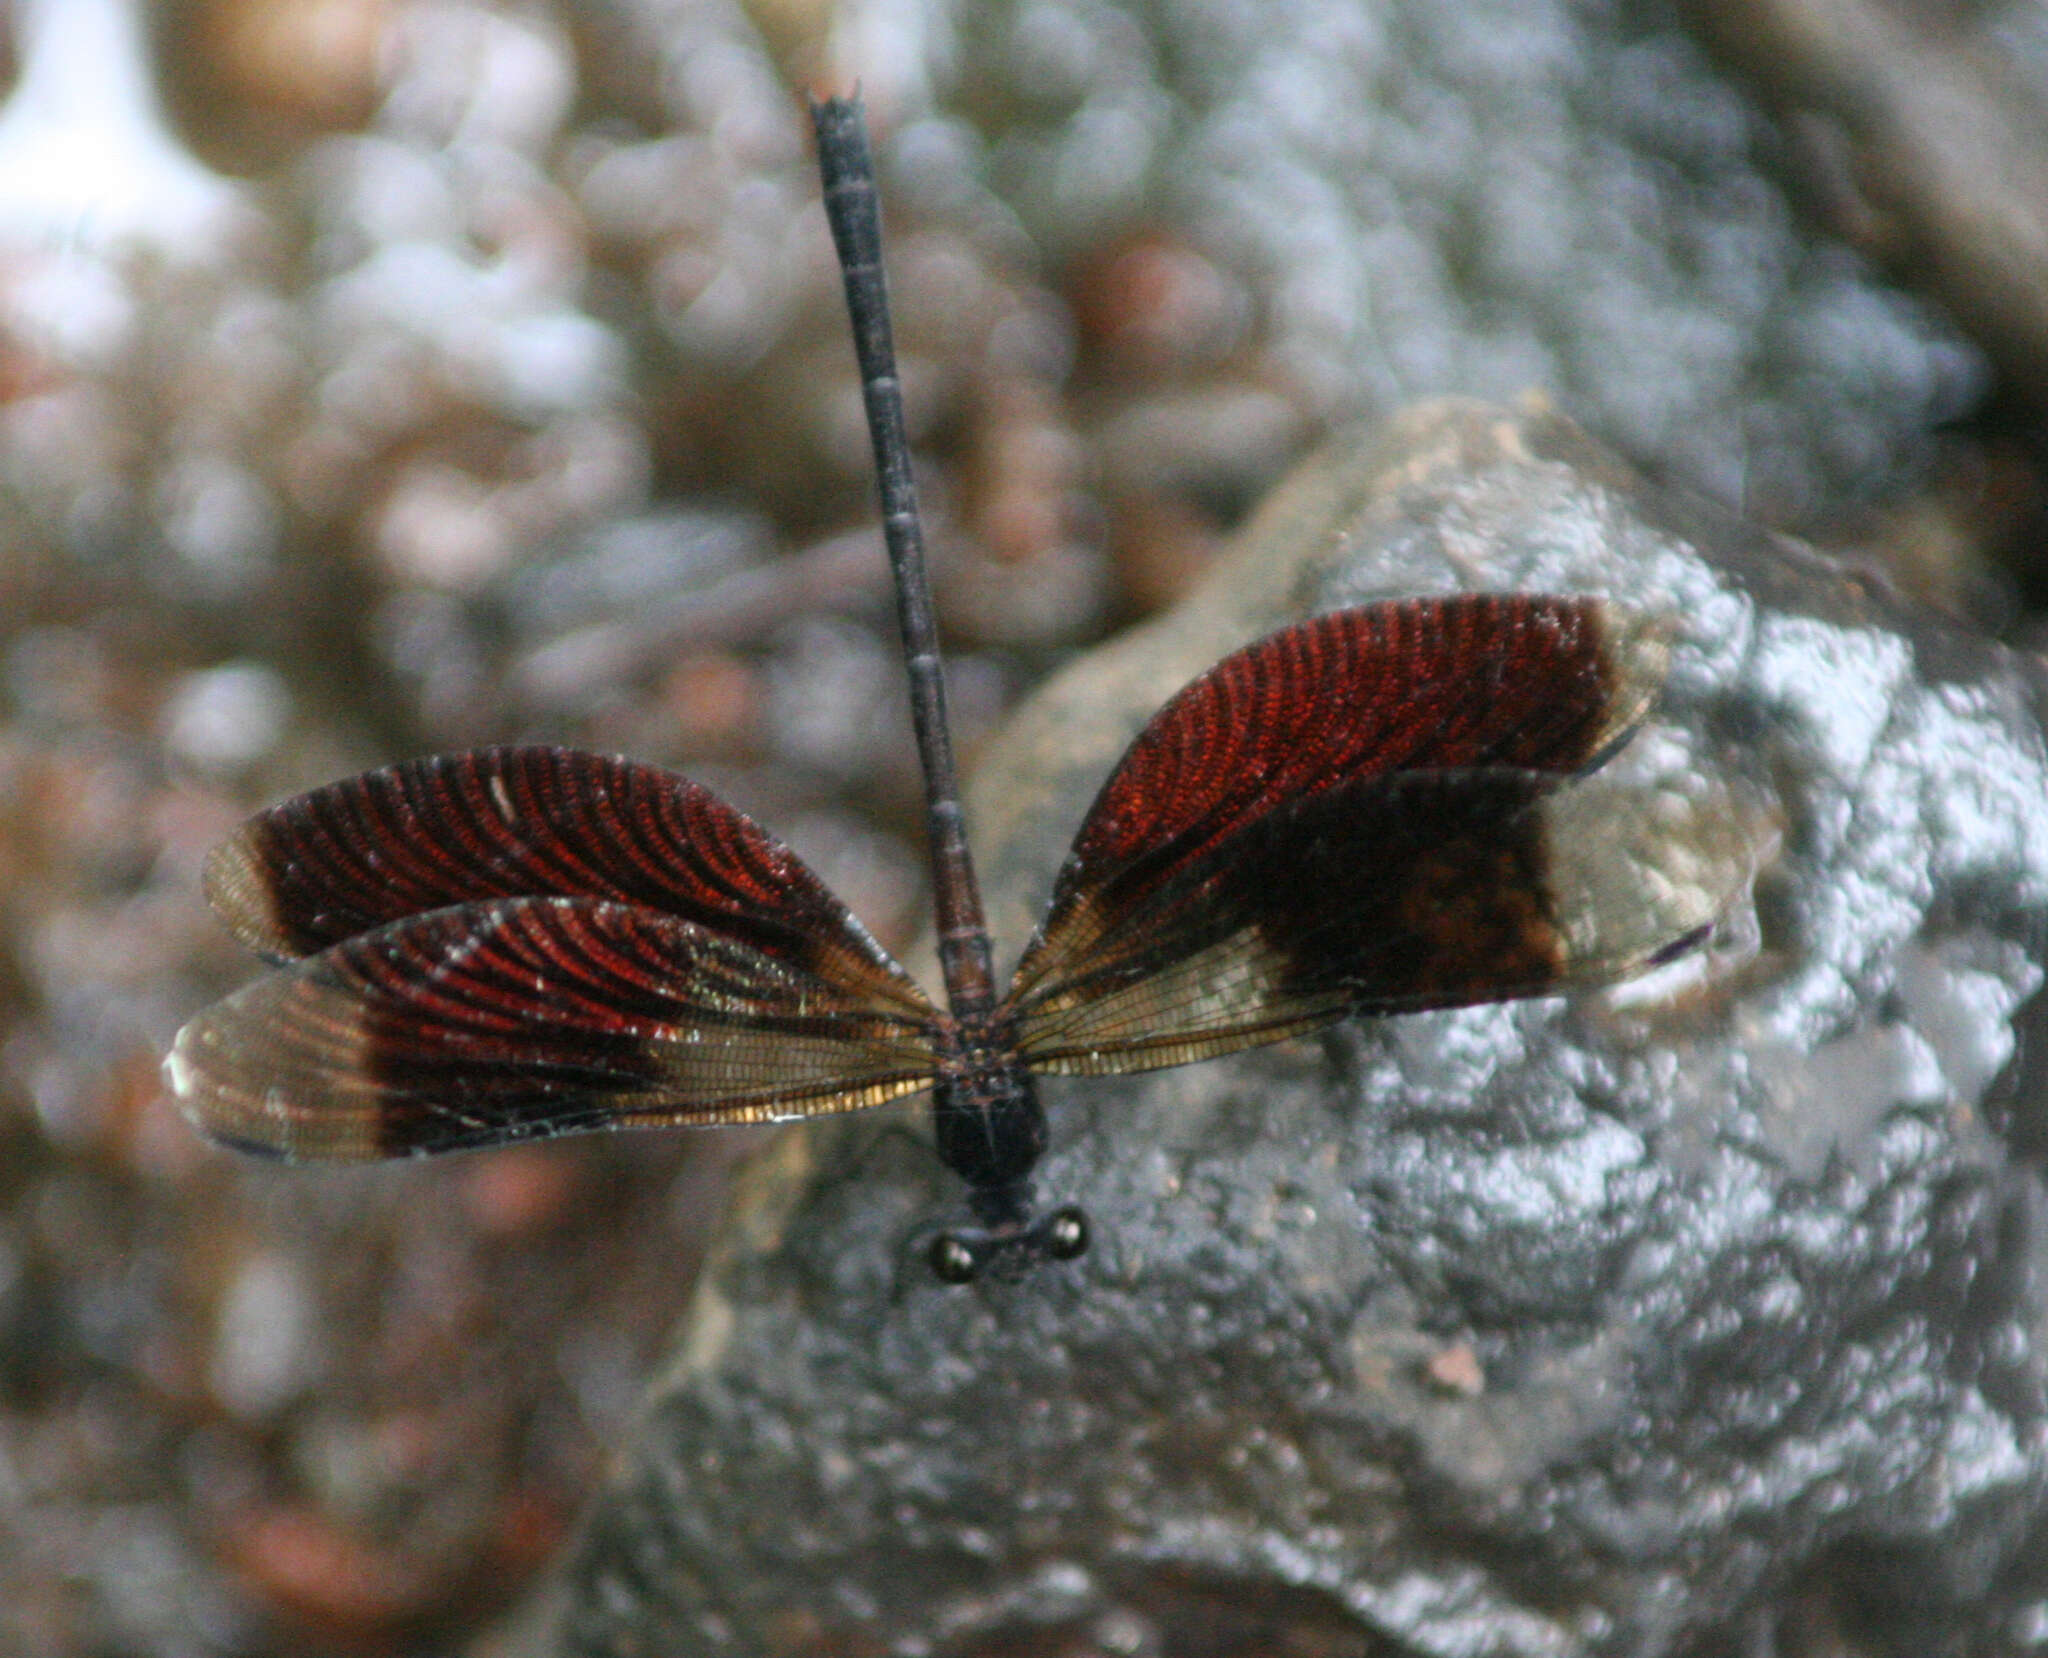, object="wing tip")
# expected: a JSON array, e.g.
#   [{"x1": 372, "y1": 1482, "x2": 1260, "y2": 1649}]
[
  {"x1": 164, "y1": 991, "x2": 386, "y2": 1162},
  {"x1": 1543, "y1": 774, "x2": 1771, "y2": 982},
  {"x1": 1643, "y1": 920, "x2": 1713, "y2": 969},
  {"x1": 201, "y1": 828, "x2": 295, "y2": 960},
  {"x1": 165, "y1": 1019, "x2": 290, "y2": 1160},
  {"x1": 1581, "y1": 600, "x2": 1673, "y2": 765}
]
